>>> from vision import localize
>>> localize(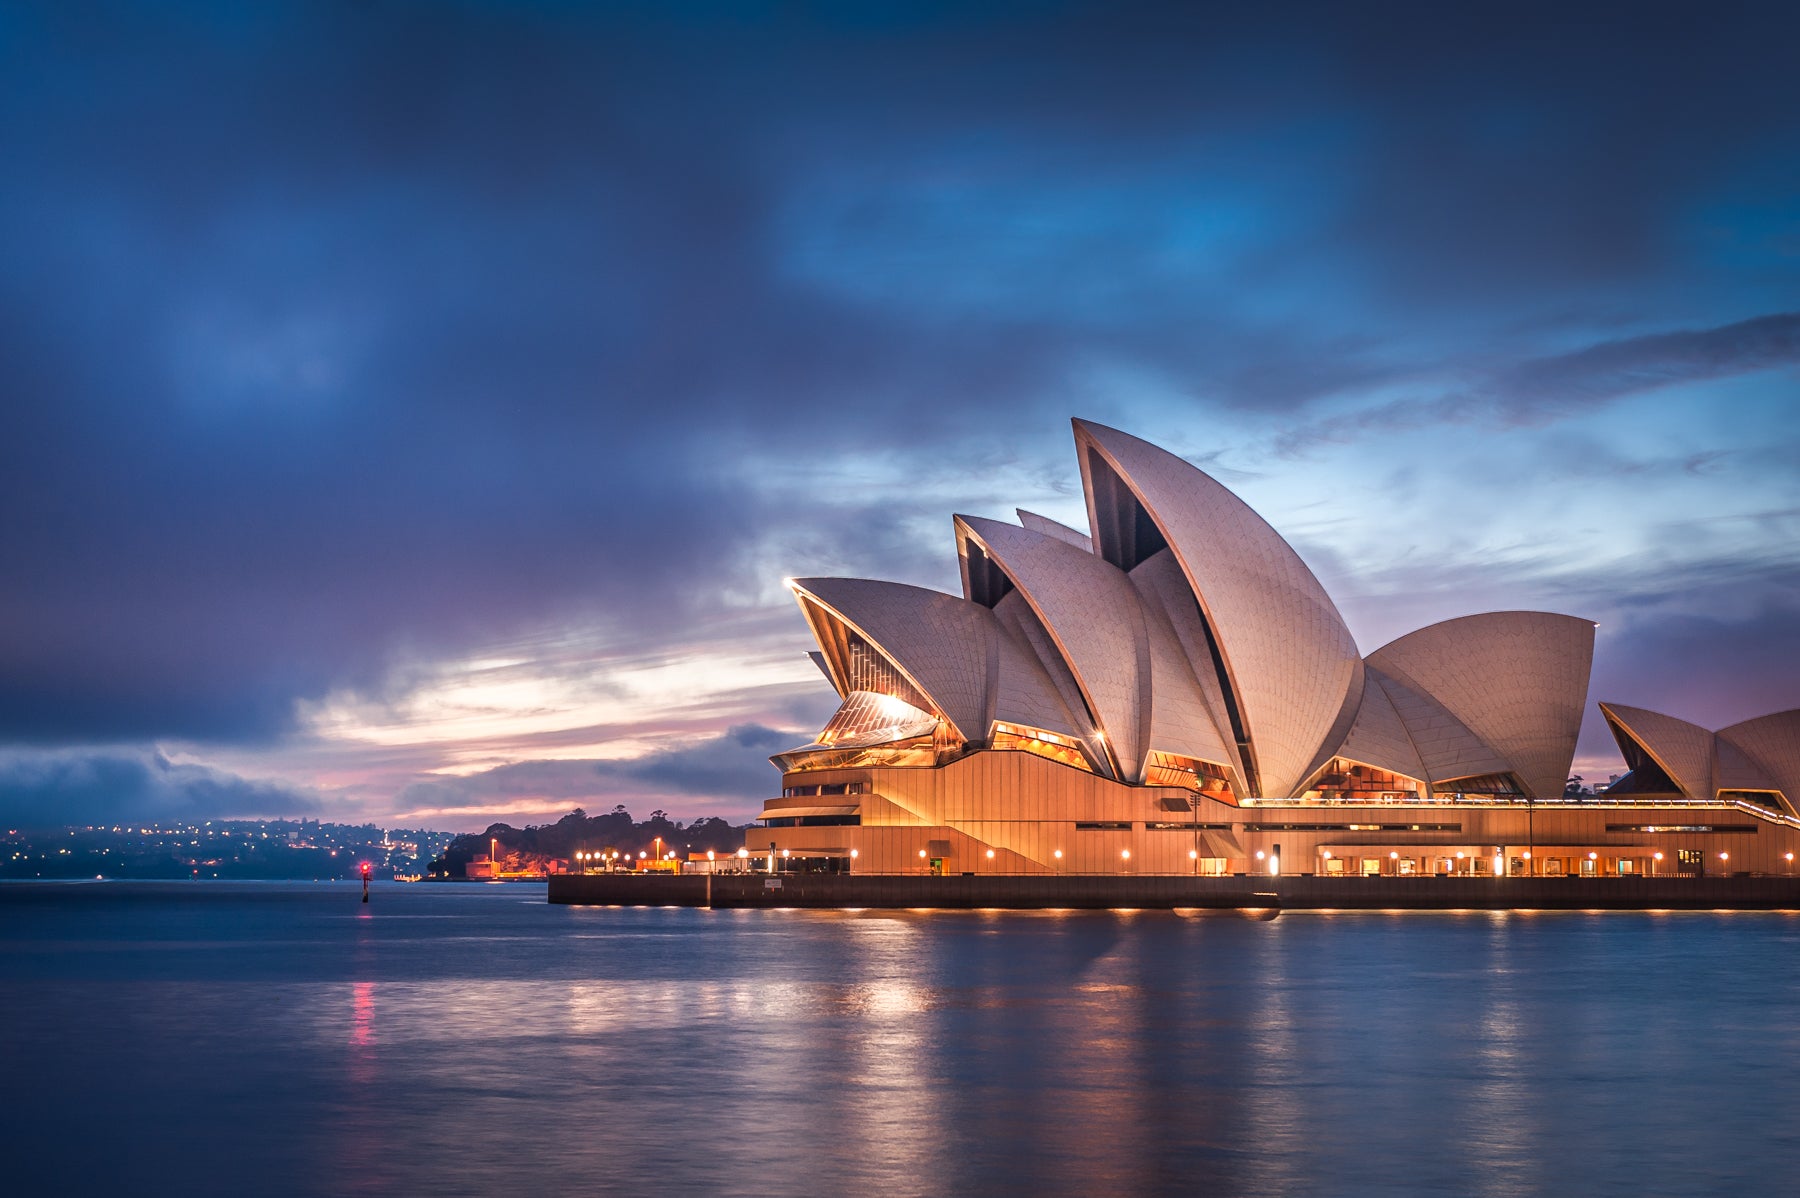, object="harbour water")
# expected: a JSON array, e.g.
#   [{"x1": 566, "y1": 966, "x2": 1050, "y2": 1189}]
[{"x1": 3, "y1": 882, "x2": 1796, "y2": 1196}]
